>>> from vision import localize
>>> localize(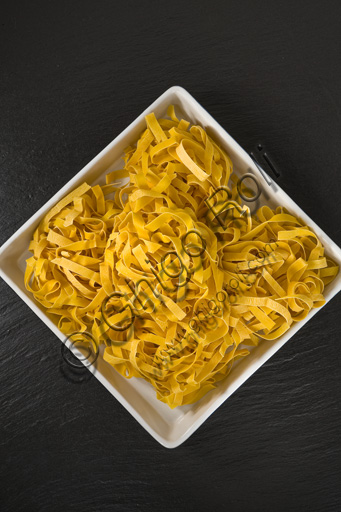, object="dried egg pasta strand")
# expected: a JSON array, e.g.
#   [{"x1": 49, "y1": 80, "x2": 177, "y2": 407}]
[{"x1": 25, "y1": 106, "x2": 339, "y2": 408}]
